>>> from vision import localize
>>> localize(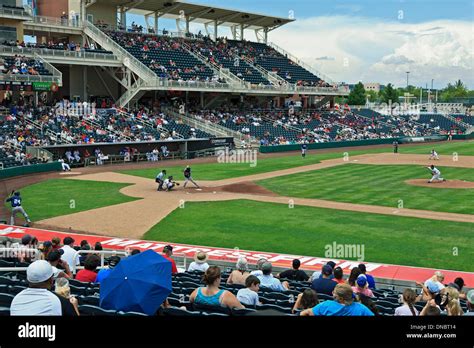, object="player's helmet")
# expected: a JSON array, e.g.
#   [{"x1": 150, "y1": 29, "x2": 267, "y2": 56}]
[
  {"x1": 430, "y1": 165, "x2": 434, "y2": 169},
  {"x1": 14, "y1": 192, "x2": 20, "y2": 196}
]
